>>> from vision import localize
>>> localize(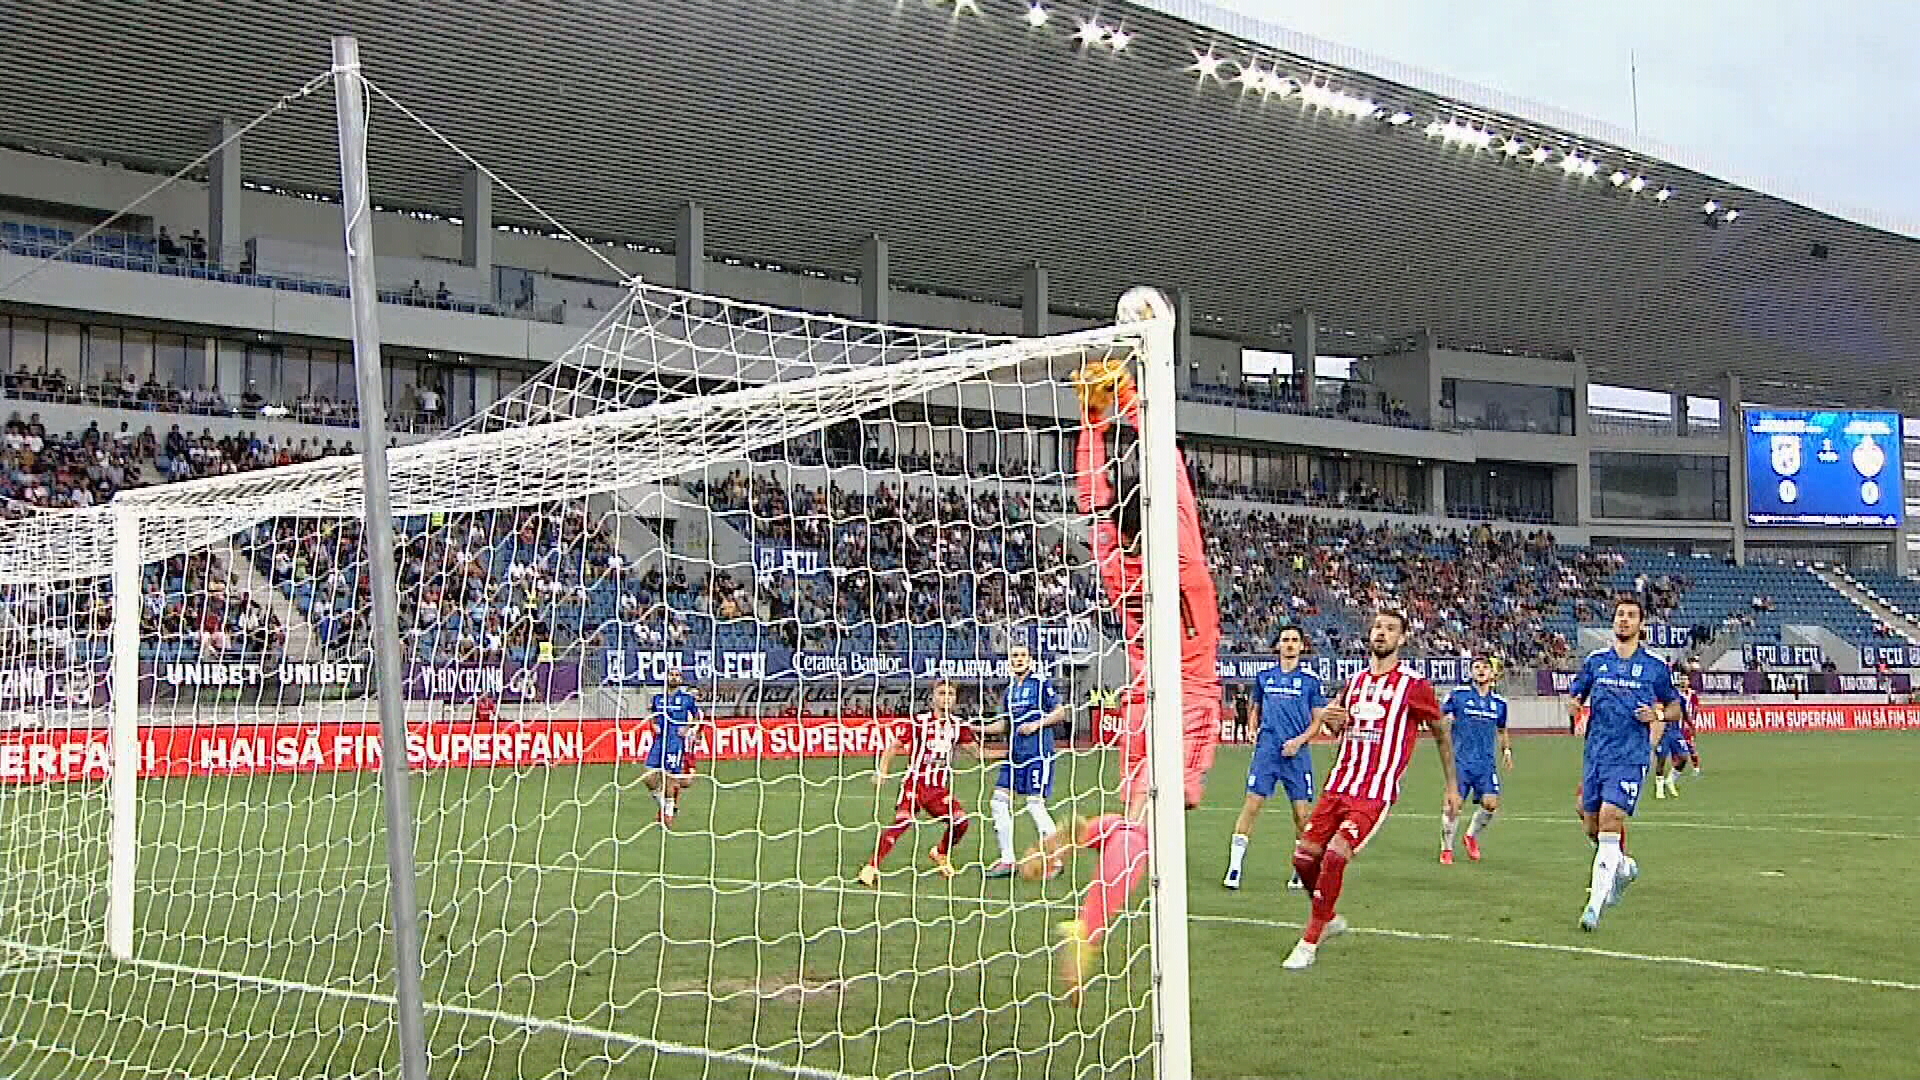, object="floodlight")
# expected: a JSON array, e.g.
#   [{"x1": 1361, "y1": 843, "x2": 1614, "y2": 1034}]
[
  {"x1": 1107, "y1": 26, "x2": 1133, "y2": 50},
  {"x1": 1529, "y1": 146, "x2": 1551, "y2": 164},
  {"x1": 1654, "y1": 187, "x2": 1673, "y2": 202},
  {"x1": 1186, "y1": 48, "x2": 1226, "y2": 80},
  {"x1": 1023, "y1": 3, "x2": 1050, "y2": 26},
  {"x1": 1627, "y1": 175, "x2": 1647, "y2": 193},
  {"x1": 1386, "y1": 111, "x2": 1413, "y2": 126},
  {"x1": 1071, "y1": 18, "x2": 1106, "y2": 46}
]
